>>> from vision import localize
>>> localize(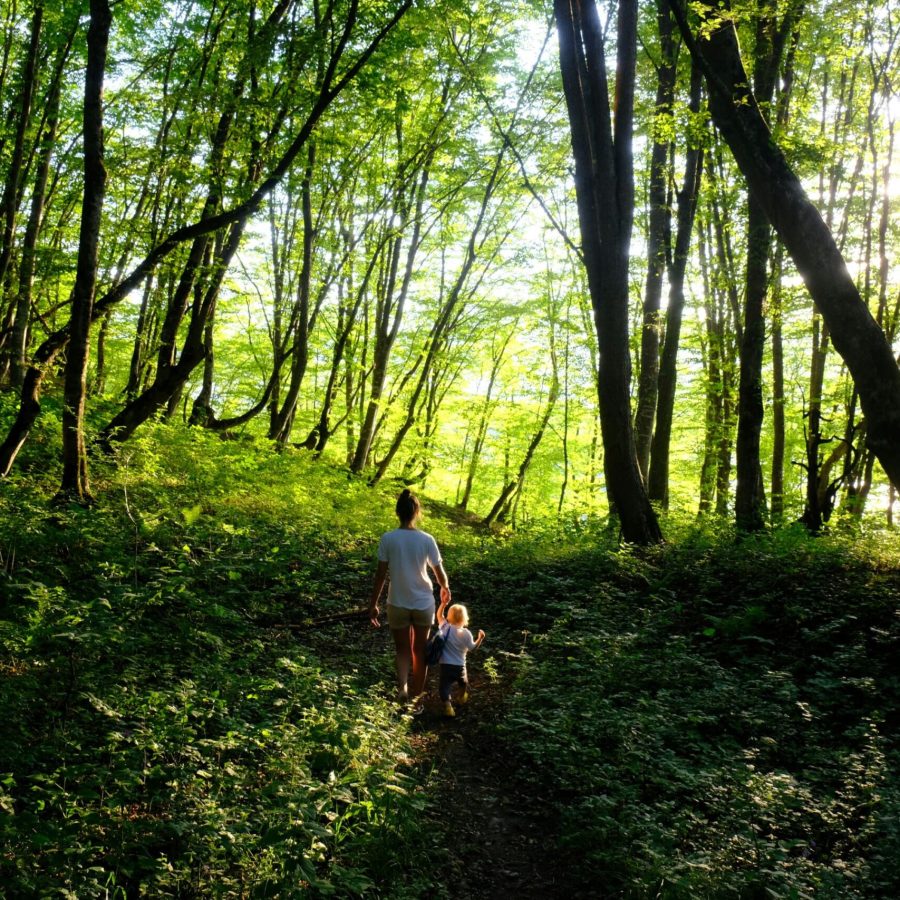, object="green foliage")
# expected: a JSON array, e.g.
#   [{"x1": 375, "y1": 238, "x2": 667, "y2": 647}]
[
  {"x1": 497, "y1": 525, "x2": 900, "y2": 897},
  {"x1": 2, "y1": 423, "x2": 899, "y2": 895},
  {"x1": 0, "y1": 429, "x2": 443, "y2": 897}
]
